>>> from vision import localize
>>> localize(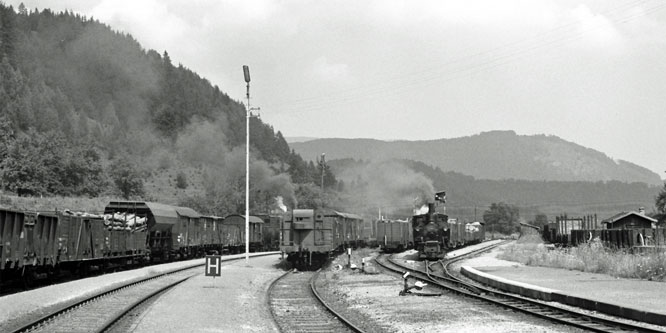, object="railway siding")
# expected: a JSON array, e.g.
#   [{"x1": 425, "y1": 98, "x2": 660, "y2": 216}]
[{"x1": 313, "y1": 248, "x2": 584, "y2": 333}]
